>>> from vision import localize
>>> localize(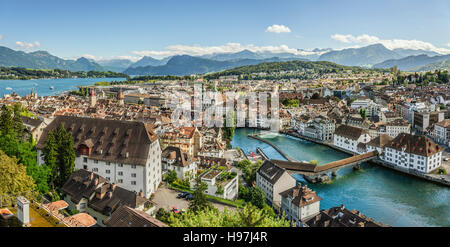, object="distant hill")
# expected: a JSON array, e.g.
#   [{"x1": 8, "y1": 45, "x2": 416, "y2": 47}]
[
  {"x1": 373, "y1": 54, "x2": 450, "y2": 71},
  {"x1": 410, "y1": 59, "x2": 450, "y2": 72},
  {"x1": 129, "y1": 56, "x2": 170, "y2": 68},
  {"x1": 123, "y1": 55, "x2": 304, "y2": 76},
  {"x1": 97, "y1": 59, "x2": 134, "y2": 72},
  {"x1": 0, "y1": 46, "x2": 106, "y2": 72},
  {"x1": 205, "y1": 60, "x2": 387, "y2": 79},
  {"x1": 392, "y1": 48, "x2": 439, "y2": 58},
  {"x1": 318, "y1": 44, "x2": 402, "y2": 67}
]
